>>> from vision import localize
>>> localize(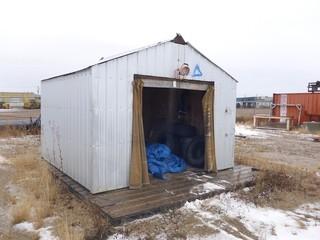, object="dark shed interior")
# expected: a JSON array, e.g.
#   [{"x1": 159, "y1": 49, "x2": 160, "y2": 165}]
[{"x1": 142, "y1": 87, "x2": 206, "y2": 168}]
